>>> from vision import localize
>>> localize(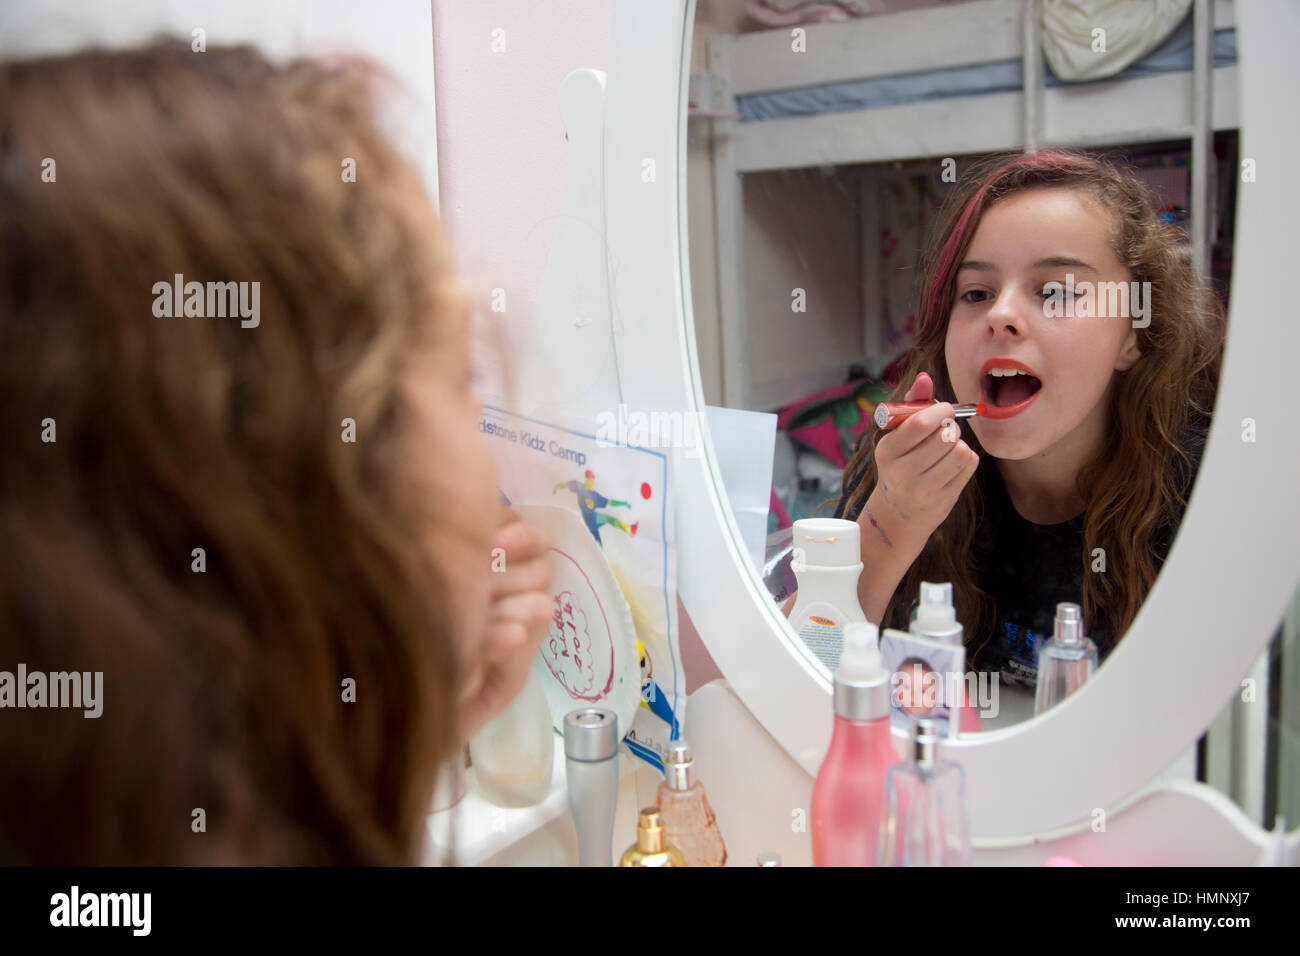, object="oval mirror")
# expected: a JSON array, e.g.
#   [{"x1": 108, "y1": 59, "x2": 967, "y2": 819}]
[{"x1": 601, "y1": 0, "x2": 1300, "y2": 838}]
